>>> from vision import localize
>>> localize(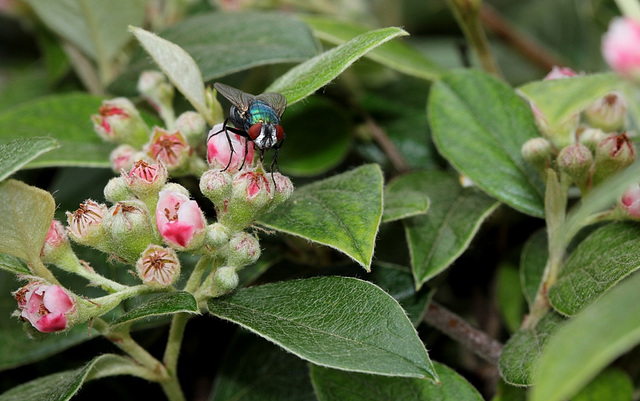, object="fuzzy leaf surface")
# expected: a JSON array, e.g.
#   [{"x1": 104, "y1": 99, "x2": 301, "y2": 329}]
[
  {"x1": 301, "y1": 16, "x2": 444, "y2": 81},
  {"x1": 0, "y1": 94, "x2": 112, "y2": 168},
  {"x1": 0, "y1": 138, "x2": 59, "y2": 181},
  {"x1": 383, "y1": 173, "x2": 430, "y2": 223},
  {"x1": 110, "y1": 291, "x2": 199, "y2": 328},
  {"x1": 429, "y1": 69, "x2": 545, "y2": 217},
  {"x1": 518, "y1": 73, "x2": 622, "y2": 127},
  {"x1": 208, "y1": 276, "x2": 437, "y2": 381},
  {"x1": 0, "y1": 354, "x2": 143, "y2": 401},
  {"x1": 520, "y1": 230, "x2": 548, "y2": 307},
  {"x1": 259, "y1": 164, "x2": 383, "y2": 271},
  {"x1": 311, "y1": 362, "x2": 482, "y2": 401},
  {"x1": 531, "y1": 272, "x2": 640, "y2": 401},
  {"x1": 498, "y1": 313, "x2": 564, "y2": 386},
  {"x1": 266, "y1": 27, "x2": 409, "y2": 104},
  {"x1": 403, "y1": 171, "x2": 499, "y2": 288},
  {"x1": 549, "y1": 223, "x2": 640, "y2": 316}
]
